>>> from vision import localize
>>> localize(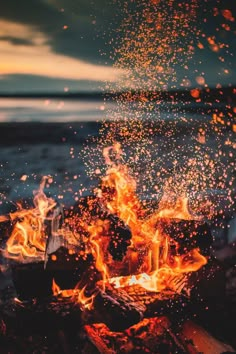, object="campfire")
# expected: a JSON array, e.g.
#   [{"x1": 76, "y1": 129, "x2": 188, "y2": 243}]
[{"x1": 1, "y1": 143, "x2": 234, "y2": 353}]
